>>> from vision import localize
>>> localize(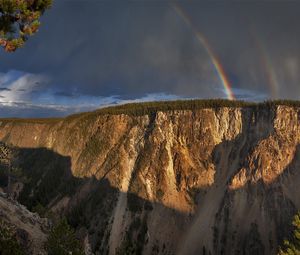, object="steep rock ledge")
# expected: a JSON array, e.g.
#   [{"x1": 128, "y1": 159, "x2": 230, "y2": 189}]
[{"x1": 0, "y1": 105, "x2": 299, "y2": 255}]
